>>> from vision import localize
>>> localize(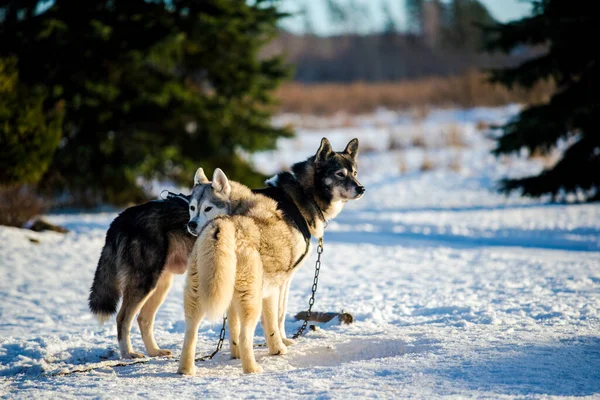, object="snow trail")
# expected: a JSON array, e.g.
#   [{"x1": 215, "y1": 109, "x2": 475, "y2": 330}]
[{"x1": 1, "y1": 106, "x2": 599, "y2": 398}]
